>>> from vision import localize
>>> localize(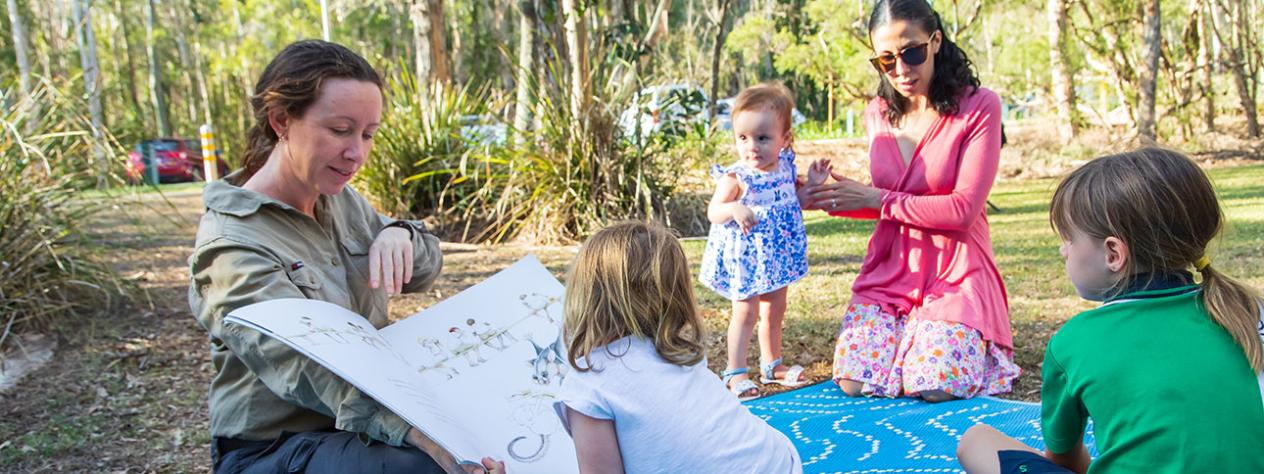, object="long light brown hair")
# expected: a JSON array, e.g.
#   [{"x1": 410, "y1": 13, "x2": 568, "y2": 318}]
[
  {"x1": 236, "y1": 40, "x2": 382, "y2": 184},
  {"x1": 563, "y1": 221, "x2": 707, "y2": 371},
  {"x1": 1050, "y1": 147, "x2": 1263, "y2": 372}
]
